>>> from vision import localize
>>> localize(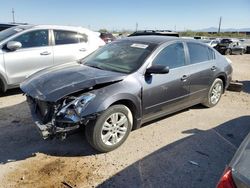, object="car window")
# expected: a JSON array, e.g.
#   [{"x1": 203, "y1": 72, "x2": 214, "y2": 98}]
[
  {"x1": 187, "y1": 43, "x2": 212, "y2": 64},
  {"x1": 153, "y1": 42, "x2": 186, "y2": 69},
  {"x1": 54, "y1": 30, "x2": 79, "y2": 45},
  {"x1": 0, "y1": 27, "x2": 25, "y2": 42},
  {"x1": 13, "y1": 30, "x2": 48, "y2": 48},
  {"x1": 78, "y1": 33, "x2": 88, "y2": 43}
]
